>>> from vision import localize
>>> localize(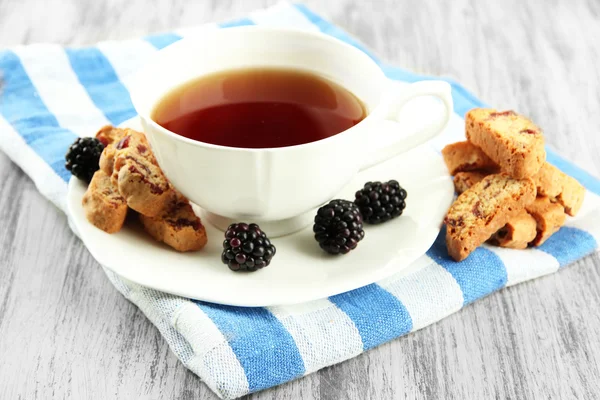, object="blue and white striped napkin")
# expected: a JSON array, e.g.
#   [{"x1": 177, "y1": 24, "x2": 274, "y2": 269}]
[{"x1": 1, "y1": 3, "x2": 599, "y2": 399}]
